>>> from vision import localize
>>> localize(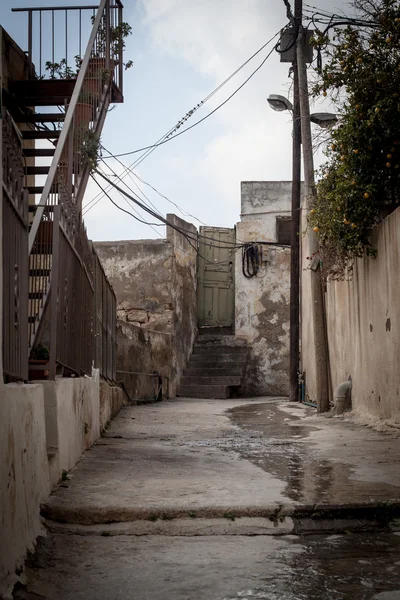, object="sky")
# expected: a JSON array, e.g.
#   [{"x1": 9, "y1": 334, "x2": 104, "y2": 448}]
[{"x1": 1, "y1": 0, "x2": 351, "y2": 241}]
